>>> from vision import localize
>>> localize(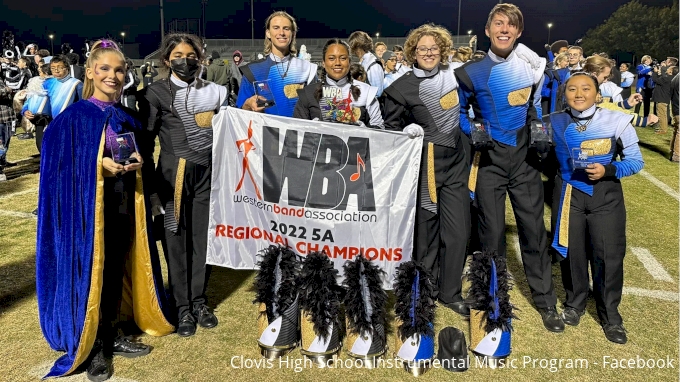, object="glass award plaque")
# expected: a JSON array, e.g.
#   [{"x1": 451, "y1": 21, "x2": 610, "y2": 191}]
[
  {"x1": 470, "y1": 119, "x2": 493, "y2": 147},
  {"x1": 108, "y1": 132, "x2": 139, "y2": 165},
  {"x1": 572, "y1": 147, "x2": 594, "y2": 169},
  {"x1": 254, "y1": 80, "x2": 276, "y2": 108},
  {"x1": 531, "y1": 121, "x2": 552, "y2": 144}
]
